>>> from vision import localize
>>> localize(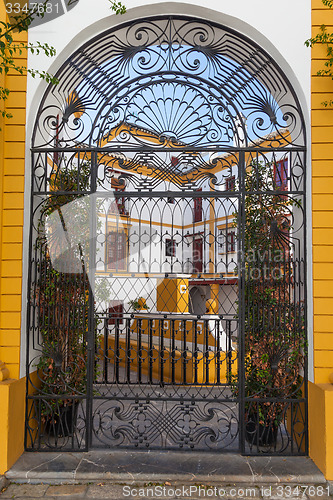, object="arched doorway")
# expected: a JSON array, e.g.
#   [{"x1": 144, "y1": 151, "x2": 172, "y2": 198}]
[{"x1": 26, "y1": 16, "x2": 307, "y2": 454}]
